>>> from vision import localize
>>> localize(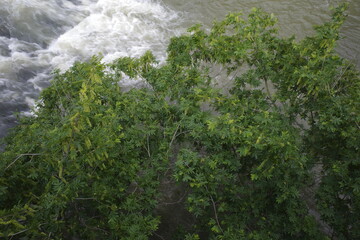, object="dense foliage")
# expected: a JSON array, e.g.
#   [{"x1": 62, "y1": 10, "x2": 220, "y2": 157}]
[{"x1": 1, "y1": 4, "x2": 359, "y2": 239}]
